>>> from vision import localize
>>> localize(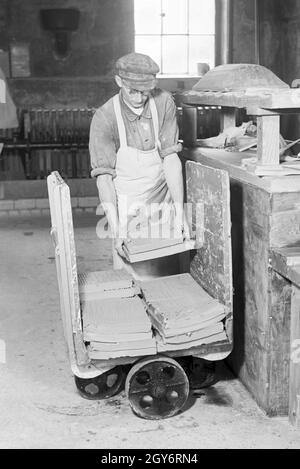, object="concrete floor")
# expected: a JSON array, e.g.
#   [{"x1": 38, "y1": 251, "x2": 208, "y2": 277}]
[{"x1": 0, "y1": 213, "x2": 299, "y2": 449}]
